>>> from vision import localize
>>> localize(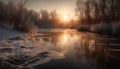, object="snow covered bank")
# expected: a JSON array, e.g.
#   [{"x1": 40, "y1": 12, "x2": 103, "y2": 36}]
[
  {"x1": 78, "y1": 23, "x2": 120, "y2": 35},
  {"x1": 0, "y1": 30, "x2": 64, "y2": 69},
  {"x1": 0, "y1": 27, "x2": 24, "y2": 40}
]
